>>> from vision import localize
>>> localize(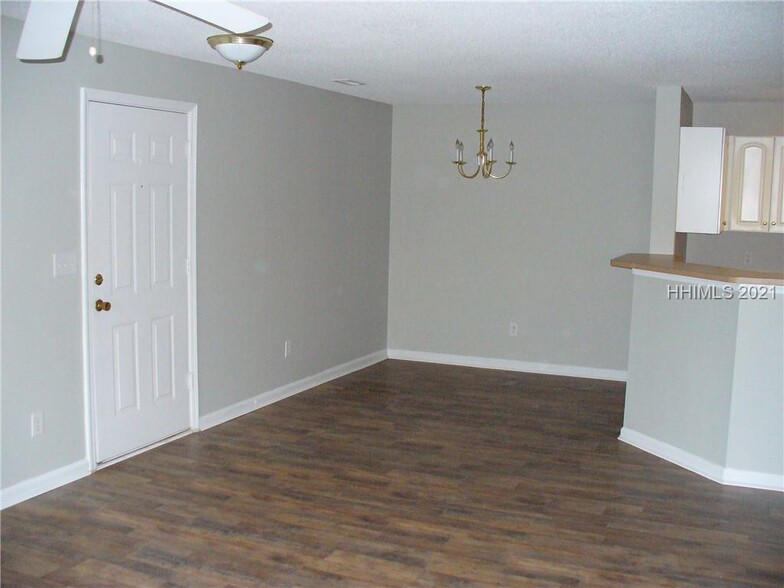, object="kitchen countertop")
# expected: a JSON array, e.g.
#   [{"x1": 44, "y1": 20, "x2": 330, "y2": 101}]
[{"x1": 610, "y1": 253, "x2": 784, "y2": 286}]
